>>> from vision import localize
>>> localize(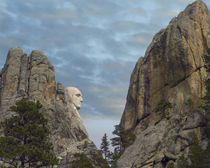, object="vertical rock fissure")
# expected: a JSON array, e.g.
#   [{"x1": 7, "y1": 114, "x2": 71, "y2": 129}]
[
  {"x1": 27, "y1": 55, "x2": 31, "y2": 97},
  {"x1": 17, "y1": 54, "x2": 24, "y2": 94}
]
